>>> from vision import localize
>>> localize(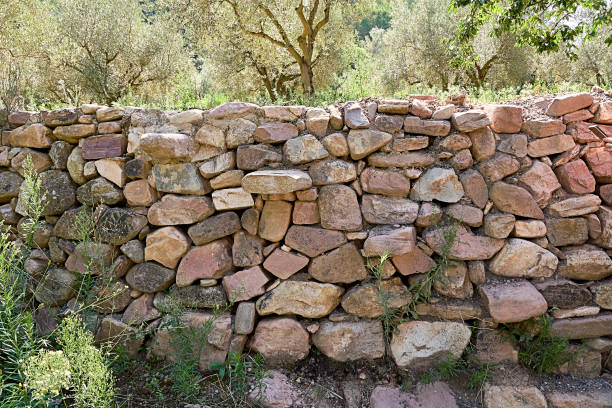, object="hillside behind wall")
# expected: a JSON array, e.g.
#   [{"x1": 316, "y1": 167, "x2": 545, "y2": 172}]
[{"x1": 1, "y1": 93, "x2": 612, "y2": 396}]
